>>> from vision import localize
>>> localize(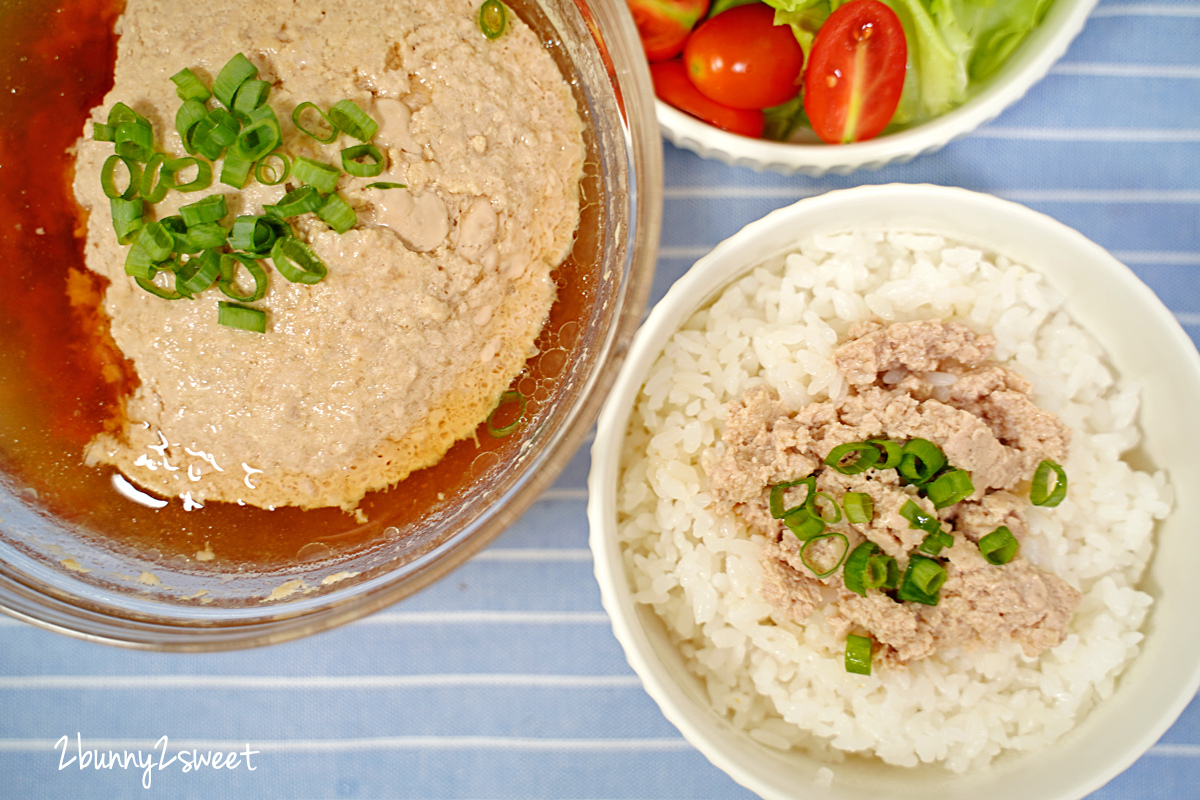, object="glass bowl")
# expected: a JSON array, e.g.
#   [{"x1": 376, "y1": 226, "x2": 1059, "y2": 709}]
[{"x1": 0, "y1": 0, "x2": 662, "y2": 650}]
